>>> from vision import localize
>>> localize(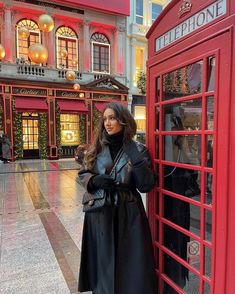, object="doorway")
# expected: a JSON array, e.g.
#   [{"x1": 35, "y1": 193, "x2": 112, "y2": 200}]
[
  {"x1": 22, "y1": 112, "x2": 39, "y2": 159},
  {"x1": 148, "y1": 32, "x2": 230, "y2": 293}
]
